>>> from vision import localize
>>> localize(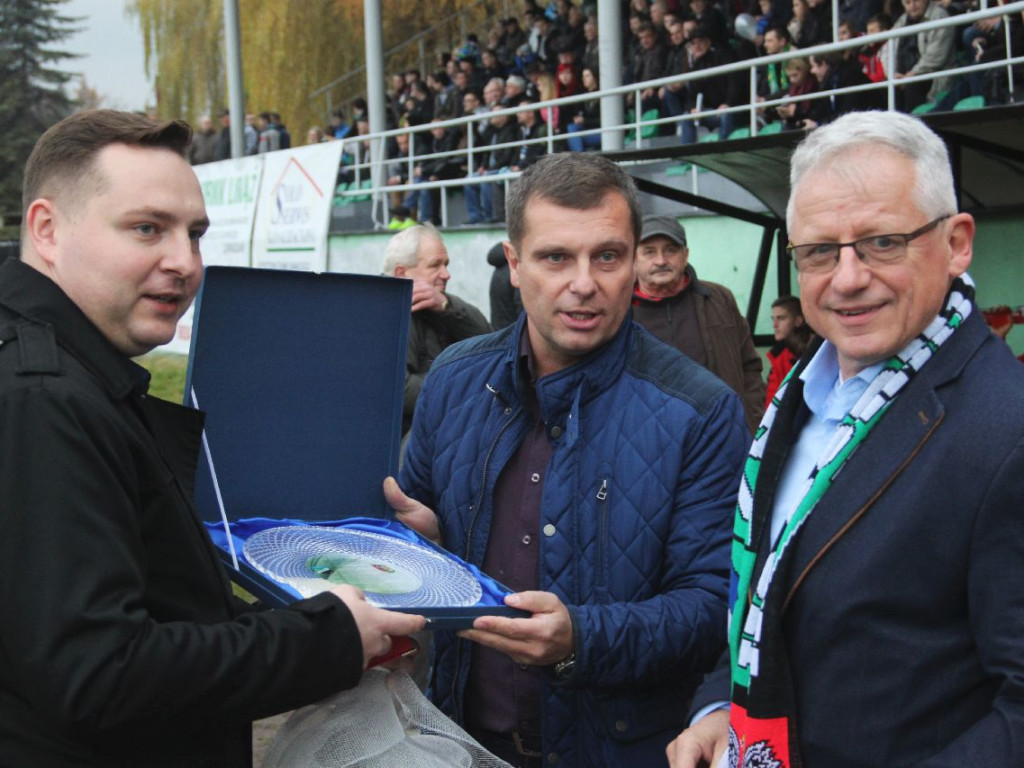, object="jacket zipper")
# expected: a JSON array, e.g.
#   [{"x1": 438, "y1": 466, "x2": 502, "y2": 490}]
[
  {"x1": 453, "y1": 393, "x2": 521, "y2": 724},
  {"x1": 596, "y1": 478, "x2": 609, "y2": 596}
]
